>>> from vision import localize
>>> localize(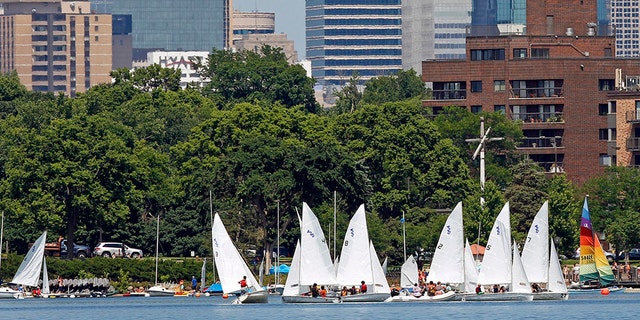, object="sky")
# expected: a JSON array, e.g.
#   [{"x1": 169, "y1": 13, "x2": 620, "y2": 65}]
[{"x1": 233, "y1": 0, "x2": 306, "y2": 59}]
